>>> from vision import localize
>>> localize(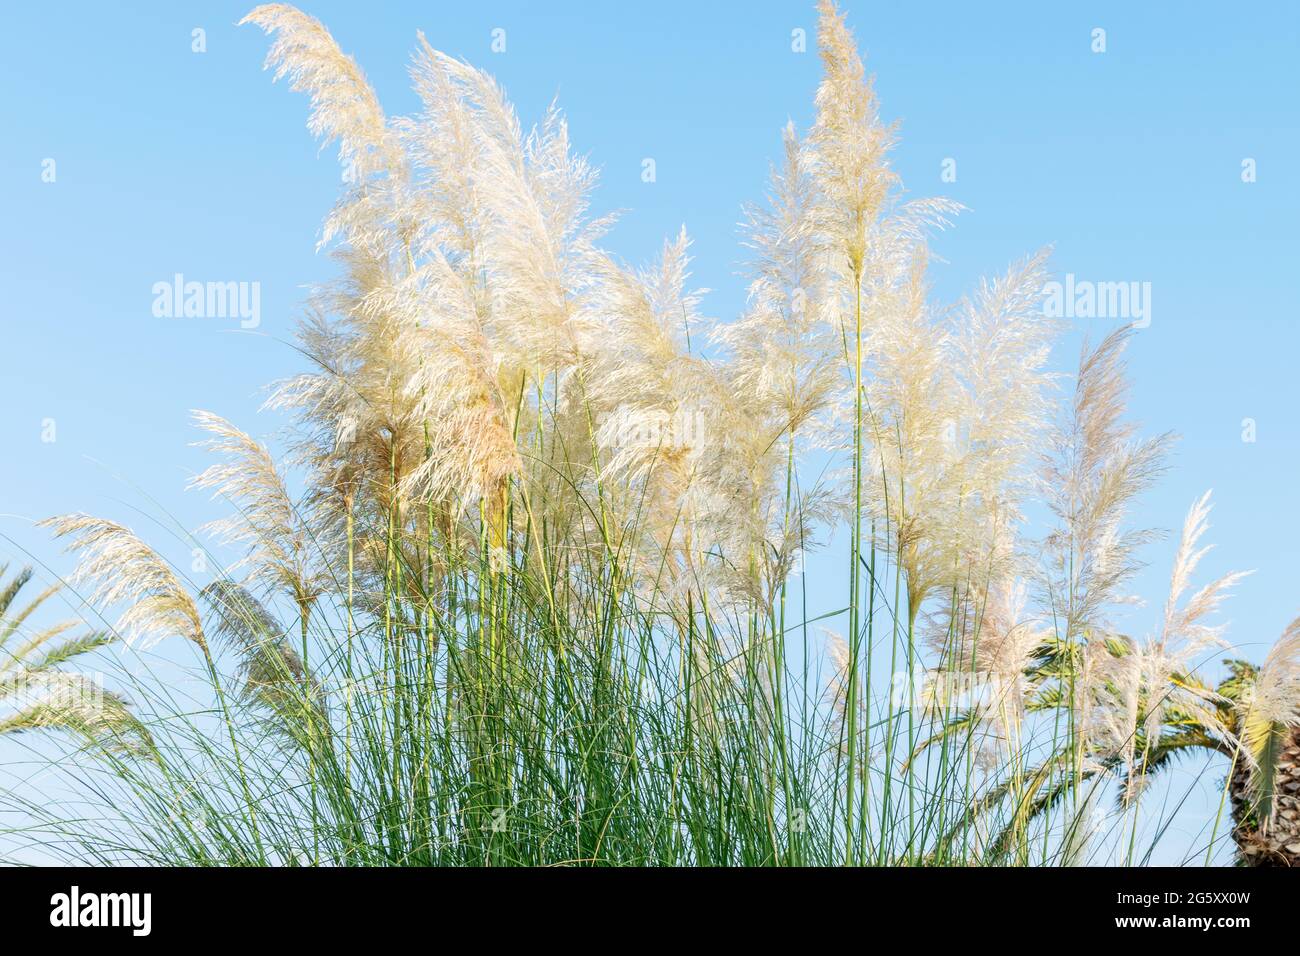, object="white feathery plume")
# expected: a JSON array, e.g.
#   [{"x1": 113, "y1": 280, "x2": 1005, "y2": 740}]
[
  {"x1": 824, "y1": 628, "x2": 865, "y2": 758},
  {"x1": 926, "y1": 552, "x2": 1047, "y2": 764},
  {"x1": 1075, "y1": 635, "x2": 1142, "y2": 766},
  {"x1": 1157, "y1": 491, "x2": 1251, "y2": 657},
  {"x1": 1247, "y1": 617, "x2": 1300, "y2": 735},
  {"x1": 189, "y1": 411, "x2": 324, "y2": 612},
  {"x1": 806, "y1": 0, "x2": 898, "y2": 283},
  {"x1": 716, "y1": 121, "x2": 839, "y2": 447},
  {"x1": 39, "y1": 515, "x2": 205, "y2": 650},
  {"x1": 1140, "y1": 491, "x2": 1250, "y2": 741},
  {"x1": 586, "y1": 231, "x2": 739, "y2": 608},
  {"x1": 1039, "y1": 326, "x2": 1173, "y2": 644},
  {"x1": 241, "y1": 4, "x2": 407, "y2": 250},
  {"x1": 859, "y1": 244, "x2": 963, "y2": 613},
  {"x1": 948, "y1": 251, "x2": 1059, "y2": 531},
  {"x1": 408, "y1": 40, "x2": 612, "y2": 375}
]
